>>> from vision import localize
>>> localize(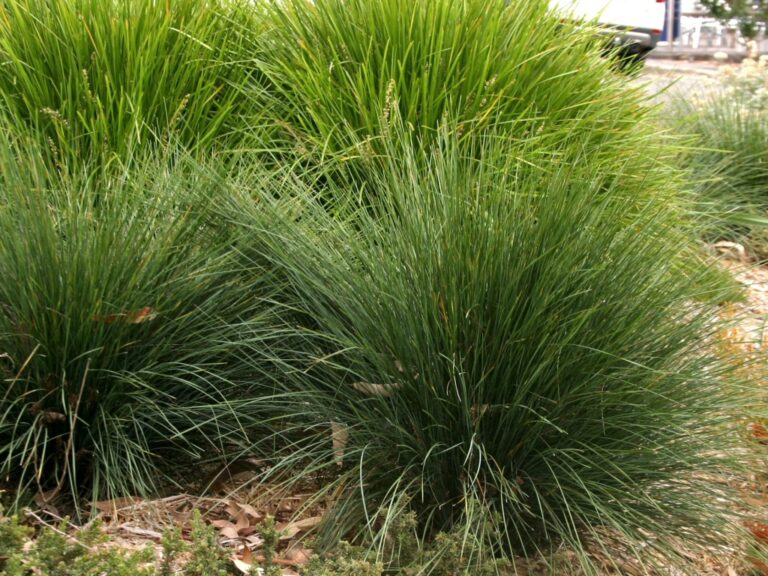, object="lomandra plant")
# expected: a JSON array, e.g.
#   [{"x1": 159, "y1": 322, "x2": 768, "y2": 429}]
[
  {"x1": 670, "y1": 60, "x2": 768, "y2": 248},
  {"x1": 0, "y1": 0, "x2": 258, "y2": 166},
  {"x1": 227, "y1": 131, "x2": 750, "y2": 573},
  {"x1": 0, "y1": 135, "x2": 278, "y2": 507},
  {"x1": 253, "y1": 0, "x2": 652, "y2": 189},
  {"x1": 677, "y1": 99, "x2": 768, "y2": 222}
]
